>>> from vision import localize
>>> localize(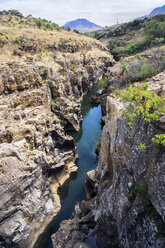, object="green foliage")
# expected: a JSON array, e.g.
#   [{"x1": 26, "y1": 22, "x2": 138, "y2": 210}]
[
  {"x1": 145, "y1": 21, "x2": 165, "y2": 45},
  {"x1": 73, "y1": 29, "x2": 79, "y2": 34},
  {"x1": 120, "y1": 48, "x2": 165, "y2": 83},
  {"x1": 136, "y1": 63, "x2": 160, "y2": 80},
  {"x1": 45, "y1": 22, "x2": 53, "y2": 30},
  {"x1": 100, "y1": 75, "x2": 108, "y2": 93},
  {"x1": 152, "y1": 134, "x2": 165, "y2": 146},
  {"x1": 9, "y1": 9, "x2": 16, "y2": 15},
  {"x1": 35, "y1": 19, "x2": 42, "y2": 29},
  {"x1": 52, "y1": 23, "x2": 61, "y2": 31},
  {"x1": 45, "y1": 81, "x2": 49, "y2": 88},
  {"x1": 122, "y1": 63, "x2": 129, "y2": 73},
  {"x1": 29, "y1": 144, "x2": 33, "y2": 151},
  {"x1": 130, "y1": 181, "x2": 150, "y2": 202},
  {"x1": 123, "y1": 42, "x2": 141, "y2": 56},
  {"x1": 139, "y1": 143, "x2": 146, "y2": 151},
  {"x1": 51, "y1": 100, "x2": 55, "y2": 107},
  {"x1": 118, "y1": 83, "x2": 164, "y2": 127},
  {"x1": 122, "y1": 20, "x2": 165, "y2": 57},
  {"x1": 48, "y1": 178, "x2": 53, "y2": 184},
  {"x1": 107, "y1": 40, "x2": 118, "y2": 50},
  {"x1": 35, "y1": 18, "x2": 60, "y2": 31},
  {"x1": 118, "y1": 84, "x2": 165, "y2": 149}
]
